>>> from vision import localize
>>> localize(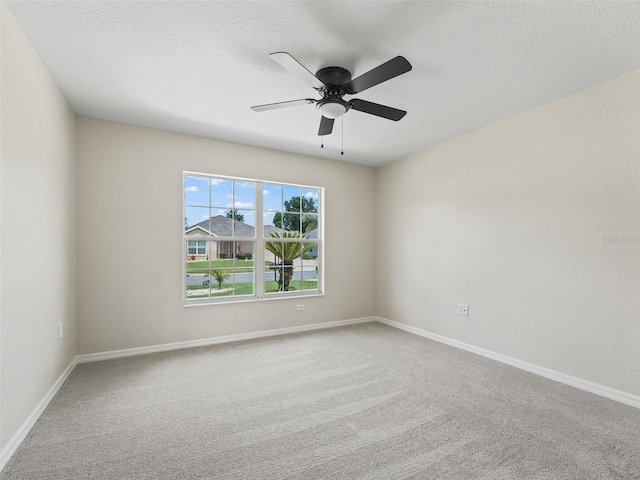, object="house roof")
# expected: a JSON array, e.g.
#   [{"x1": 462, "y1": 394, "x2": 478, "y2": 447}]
[
  {"x1": 184, "y1": 225, "x2": 212, "y2": 236},
  {"x1": 264, "y1": 225, "x2": 283, "y2": 236},
  {"x1": 188, "y1": 215, "x2": 284, "y2": 238}
]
